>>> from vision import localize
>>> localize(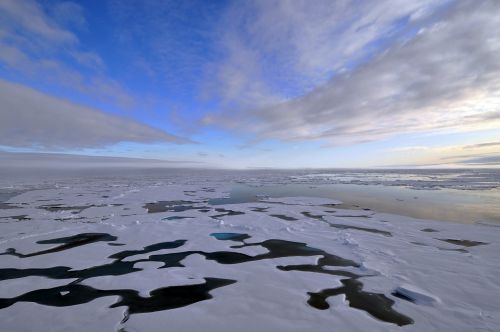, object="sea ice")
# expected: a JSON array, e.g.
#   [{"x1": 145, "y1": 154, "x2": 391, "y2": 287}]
[{"x1": 0, "y1": 172, "x2": 499, "y2": 331}]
